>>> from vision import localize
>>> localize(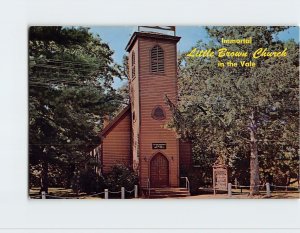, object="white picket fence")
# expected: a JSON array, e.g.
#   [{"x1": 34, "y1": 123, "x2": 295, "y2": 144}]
[
  {"x1": 41, "y1": 185, "x2": 138, "y2": 199},
  {"x1": 226, "y1": 183, "x2": 299, "y2": 197},
  {"x1": 39, "y1": 183, "x2": 299, "y2": 199}
]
